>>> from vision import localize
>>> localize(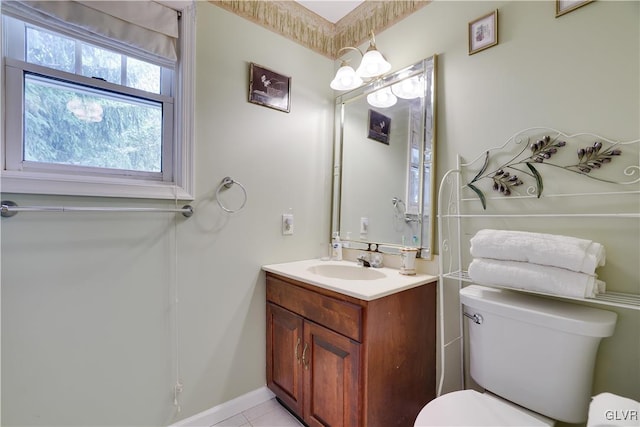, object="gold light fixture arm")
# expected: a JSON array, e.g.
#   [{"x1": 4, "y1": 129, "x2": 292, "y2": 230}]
[
  {"x1": 366, "y1": 30, "x2": 377, "y2": 51},
  {"x1": 336, "y1": 46, "x2": 363, "y2": 61},
  {"x1": 336, "y1": 30, "x2": 378, "y2": 58}
]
